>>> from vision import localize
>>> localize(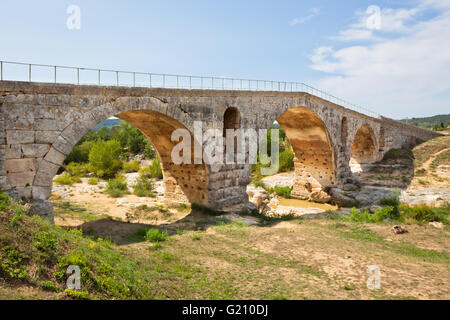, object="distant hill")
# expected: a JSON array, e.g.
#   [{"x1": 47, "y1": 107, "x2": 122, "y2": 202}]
[
  {"x1": 399, "y1": 114, "x2": 450, "y2": 130},
  {"x1": 93, "y1": 118, "x2": 121, "y2": 131}
]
